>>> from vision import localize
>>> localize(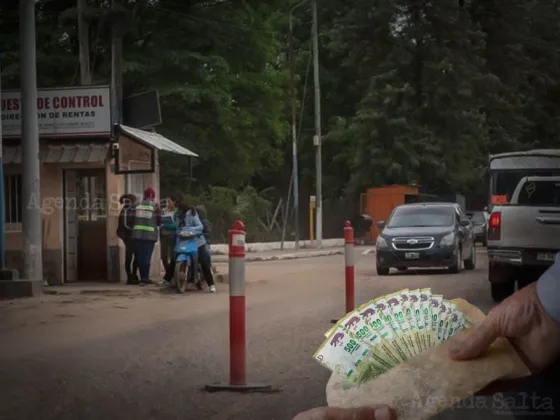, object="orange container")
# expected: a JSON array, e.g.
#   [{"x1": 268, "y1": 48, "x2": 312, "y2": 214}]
[{"x1": 364, "y1": 185, "x2": 419, "y2": 241}]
